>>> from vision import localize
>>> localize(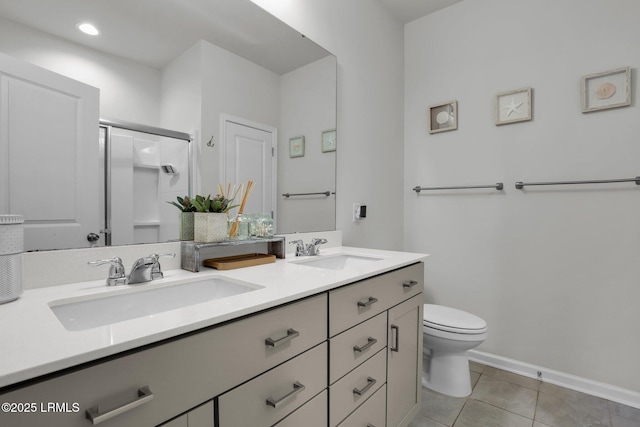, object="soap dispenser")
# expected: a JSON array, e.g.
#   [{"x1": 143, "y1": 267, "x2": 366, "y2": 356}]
[{"x1": 0, "y1": 215, "x2": 24, "y2": 304}]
